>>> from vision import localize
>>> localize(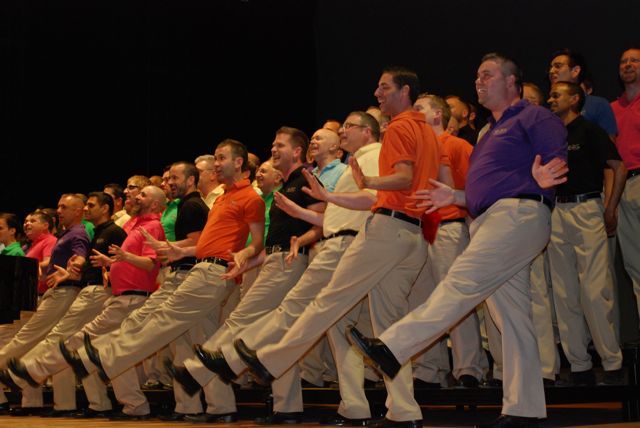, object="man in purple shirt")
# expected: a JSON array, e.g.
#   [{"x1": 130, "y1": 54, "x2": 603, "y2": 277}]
[{"x1": 348, "y1": 53, "x2": 567, "y2": 428}]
